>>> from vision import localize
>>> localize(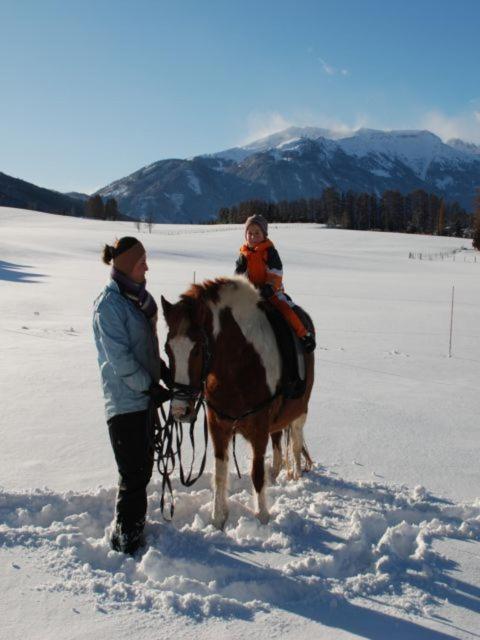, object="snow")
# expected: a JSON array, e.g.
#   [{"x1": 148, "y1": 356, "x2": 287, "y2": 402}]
[
  {"x1": 166, "y1": 192, "x2": 185, "y2": 211},
  {"x1": 447, "y1": 138, "x2": 480, "y2": 156},
  {"x1": 371, "y1": 168, "x2": 392, "y2": 178},
  {"x1": 1, "y1": 207, "x2": 480, "y2": 639},
  {"x1": 435, "y1": 176, "x2": 454, "y2": 189},
  {"x1": 186, "y1": 170, "x2": 202, "y2": 195},
  {"x1": 211, "y1": 128, "x2": 478, "y2": 183},
  {"x1": 211, "y1": 126, "x2": 349, "y2": 162},
  {"x1": 337, "y1": 129, "x2": 466, "y2": 180}
]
